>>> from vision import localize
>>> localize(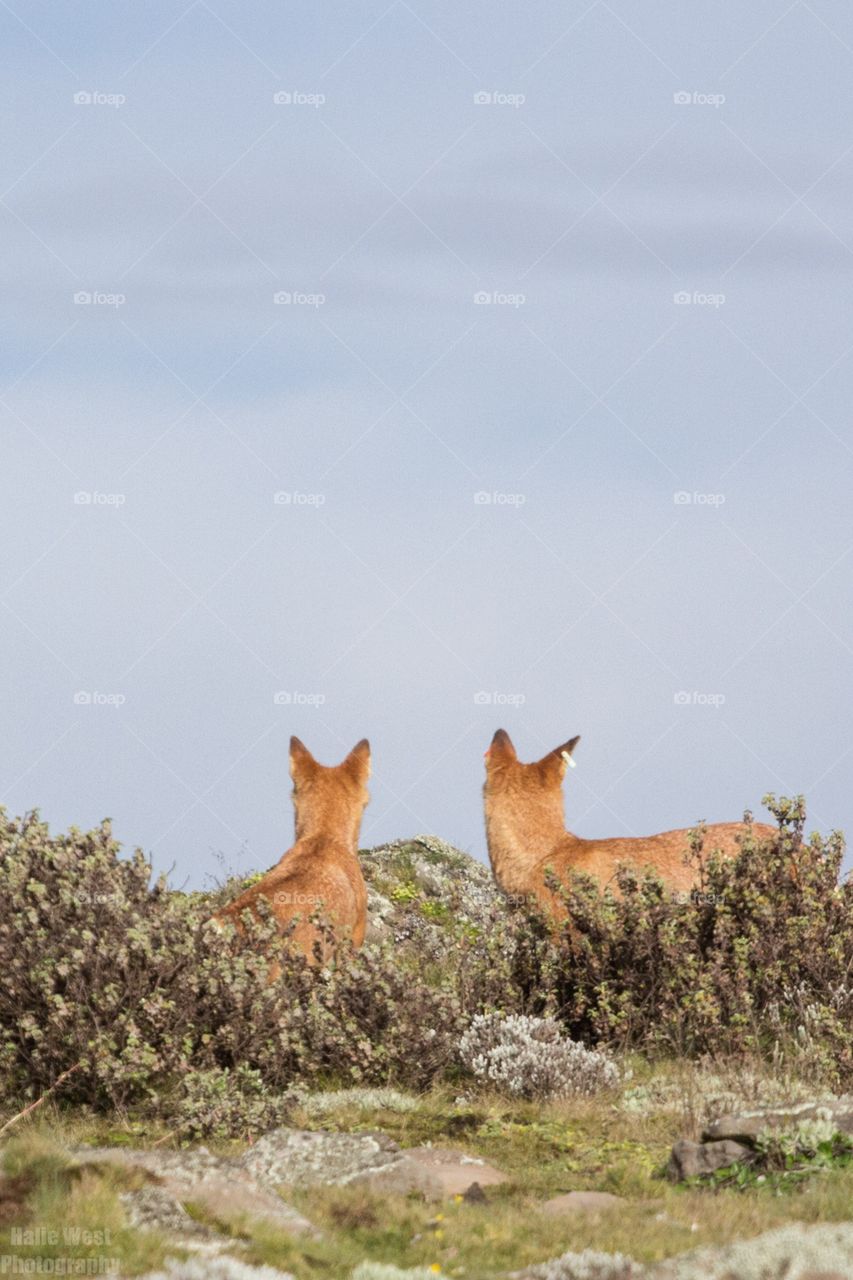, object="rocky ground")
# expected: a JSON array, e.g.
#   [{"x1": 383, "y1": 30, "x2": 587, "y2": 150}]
[
  {"x1": 9, "y1": 1080, "x2": 853, "y2": 1280},
  {"x1": 360, "y1": 835, "x2": 508, "y2": 948}
]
